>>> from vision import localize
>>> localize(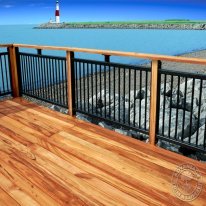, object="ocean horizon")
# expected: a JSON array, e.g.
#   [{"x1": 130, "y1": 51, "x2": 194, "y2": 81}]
[{"x1": 1, "y1": 24, "x2": 206, "y2": 64}]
